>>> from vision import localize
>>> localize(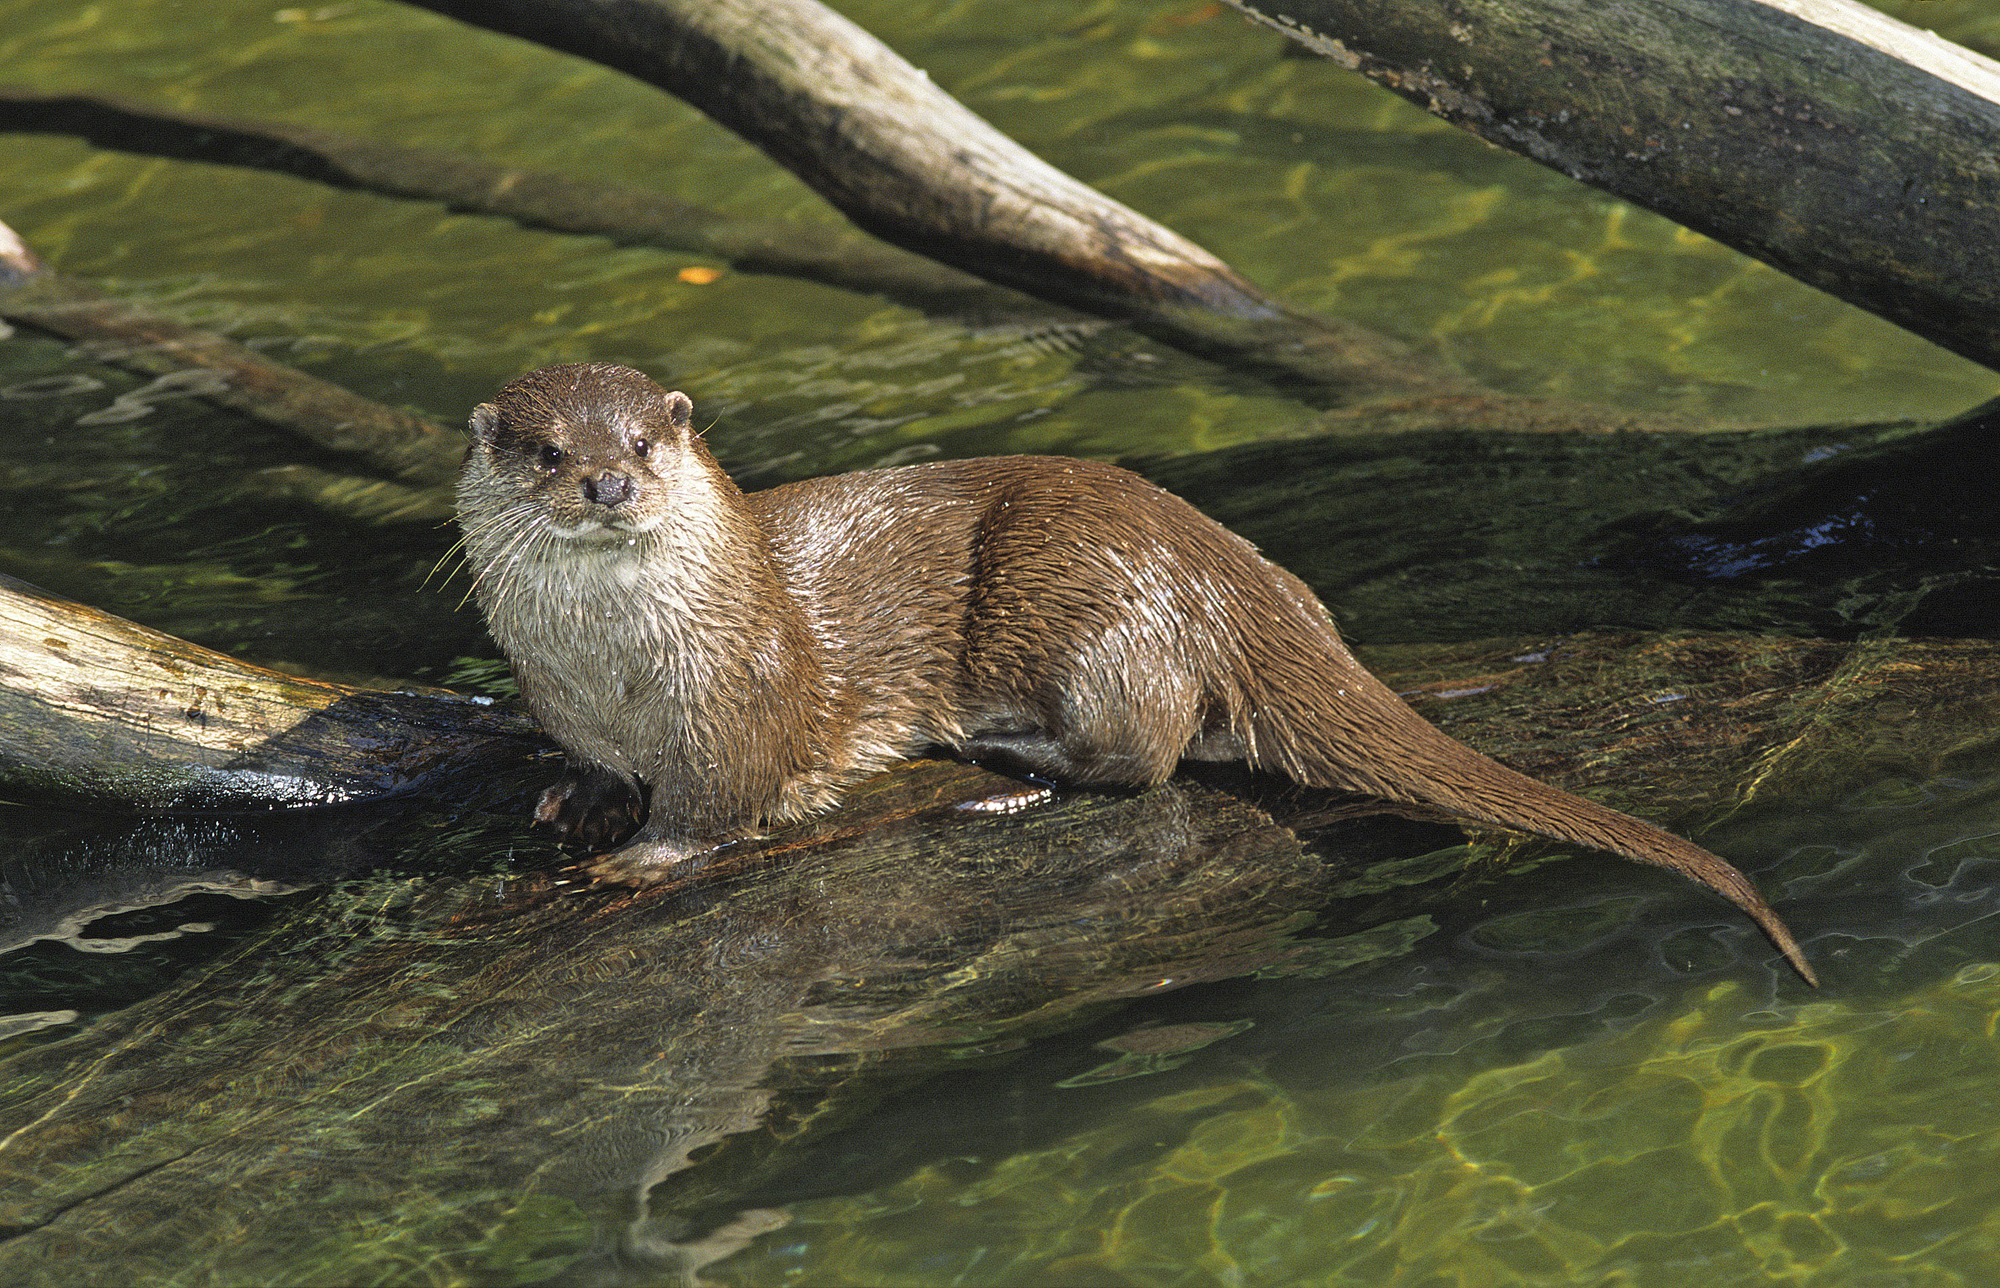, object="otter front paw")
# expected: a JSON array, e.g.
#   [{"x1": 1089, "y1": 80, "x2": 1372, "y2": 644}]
[{"x1": 532, "y1": 765, "x2": 643, "y2": 850}]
